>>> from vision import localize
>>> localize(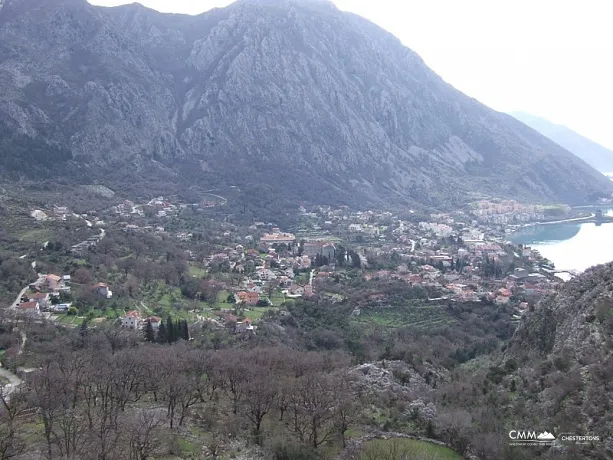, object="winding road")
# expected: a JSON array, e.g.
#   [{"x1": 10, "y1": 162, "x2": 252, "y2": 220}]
[{"x1": 0, "y1": 331, "x2": 26, "y2": 401}]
